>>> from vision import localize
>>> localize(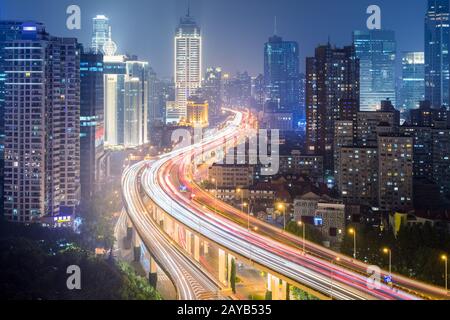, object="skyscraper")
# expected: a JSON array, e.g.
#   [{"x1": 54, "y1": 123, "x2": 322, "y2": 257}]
[
  {"x1": 251, "y1": 74, "x2": 265, "y2": 111},
  {"x1": 425, "y1": 0, "x2": 449, "y2": 108},
  {"x1": 103, "y1": 55, "x2": 149, "y2": 147},
  {"x1": 400, "y1": 52, "x2": 425, "y2": 112},
  {"x1": 264, "y1": 35, "x2": 300, "y2": 114},
  {"x1": 104, "y1": 55, "x2": 127, "y2": 146},
  {"x1": 2, "y1": 22, "x2": 80, "y2": 222},
  {"x1": 202, "y1": 67, "x2": 223, "y2": 122},
  {"x1": 174, "y1": 10, "x2": 202, "y2": 123},
  {"x1": 353, "y1": 30, "x2": 397, "y2": 111},
  {"x1": 124, "y1": 60, "x2": 149, "y2": 147},
  {"x1": 91, "y1": 15, "x2": 109, "y2": 54},
  {"x1": 306, "y1": 44, "x2": 359, "y2": 172},
  {"x1": 223, "y1": 71, "x2": 252, "y2": 108},
  {"x1": 0, "y1": 21, "x2": 24, "y2": 218},
  {"x1": 80, "y1": 51, "x2": 105, "y2": 206}
]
